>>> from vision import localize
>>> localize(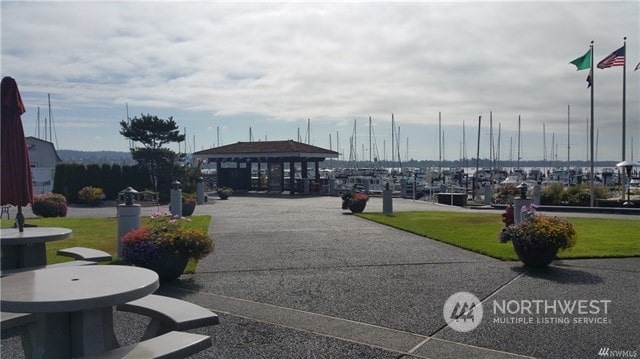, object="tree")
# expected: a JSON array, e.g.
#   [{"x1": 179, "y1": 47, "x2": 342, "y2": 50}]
[{"x1": 120, "y1": 114, "x2": 185, "y2": 192}]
